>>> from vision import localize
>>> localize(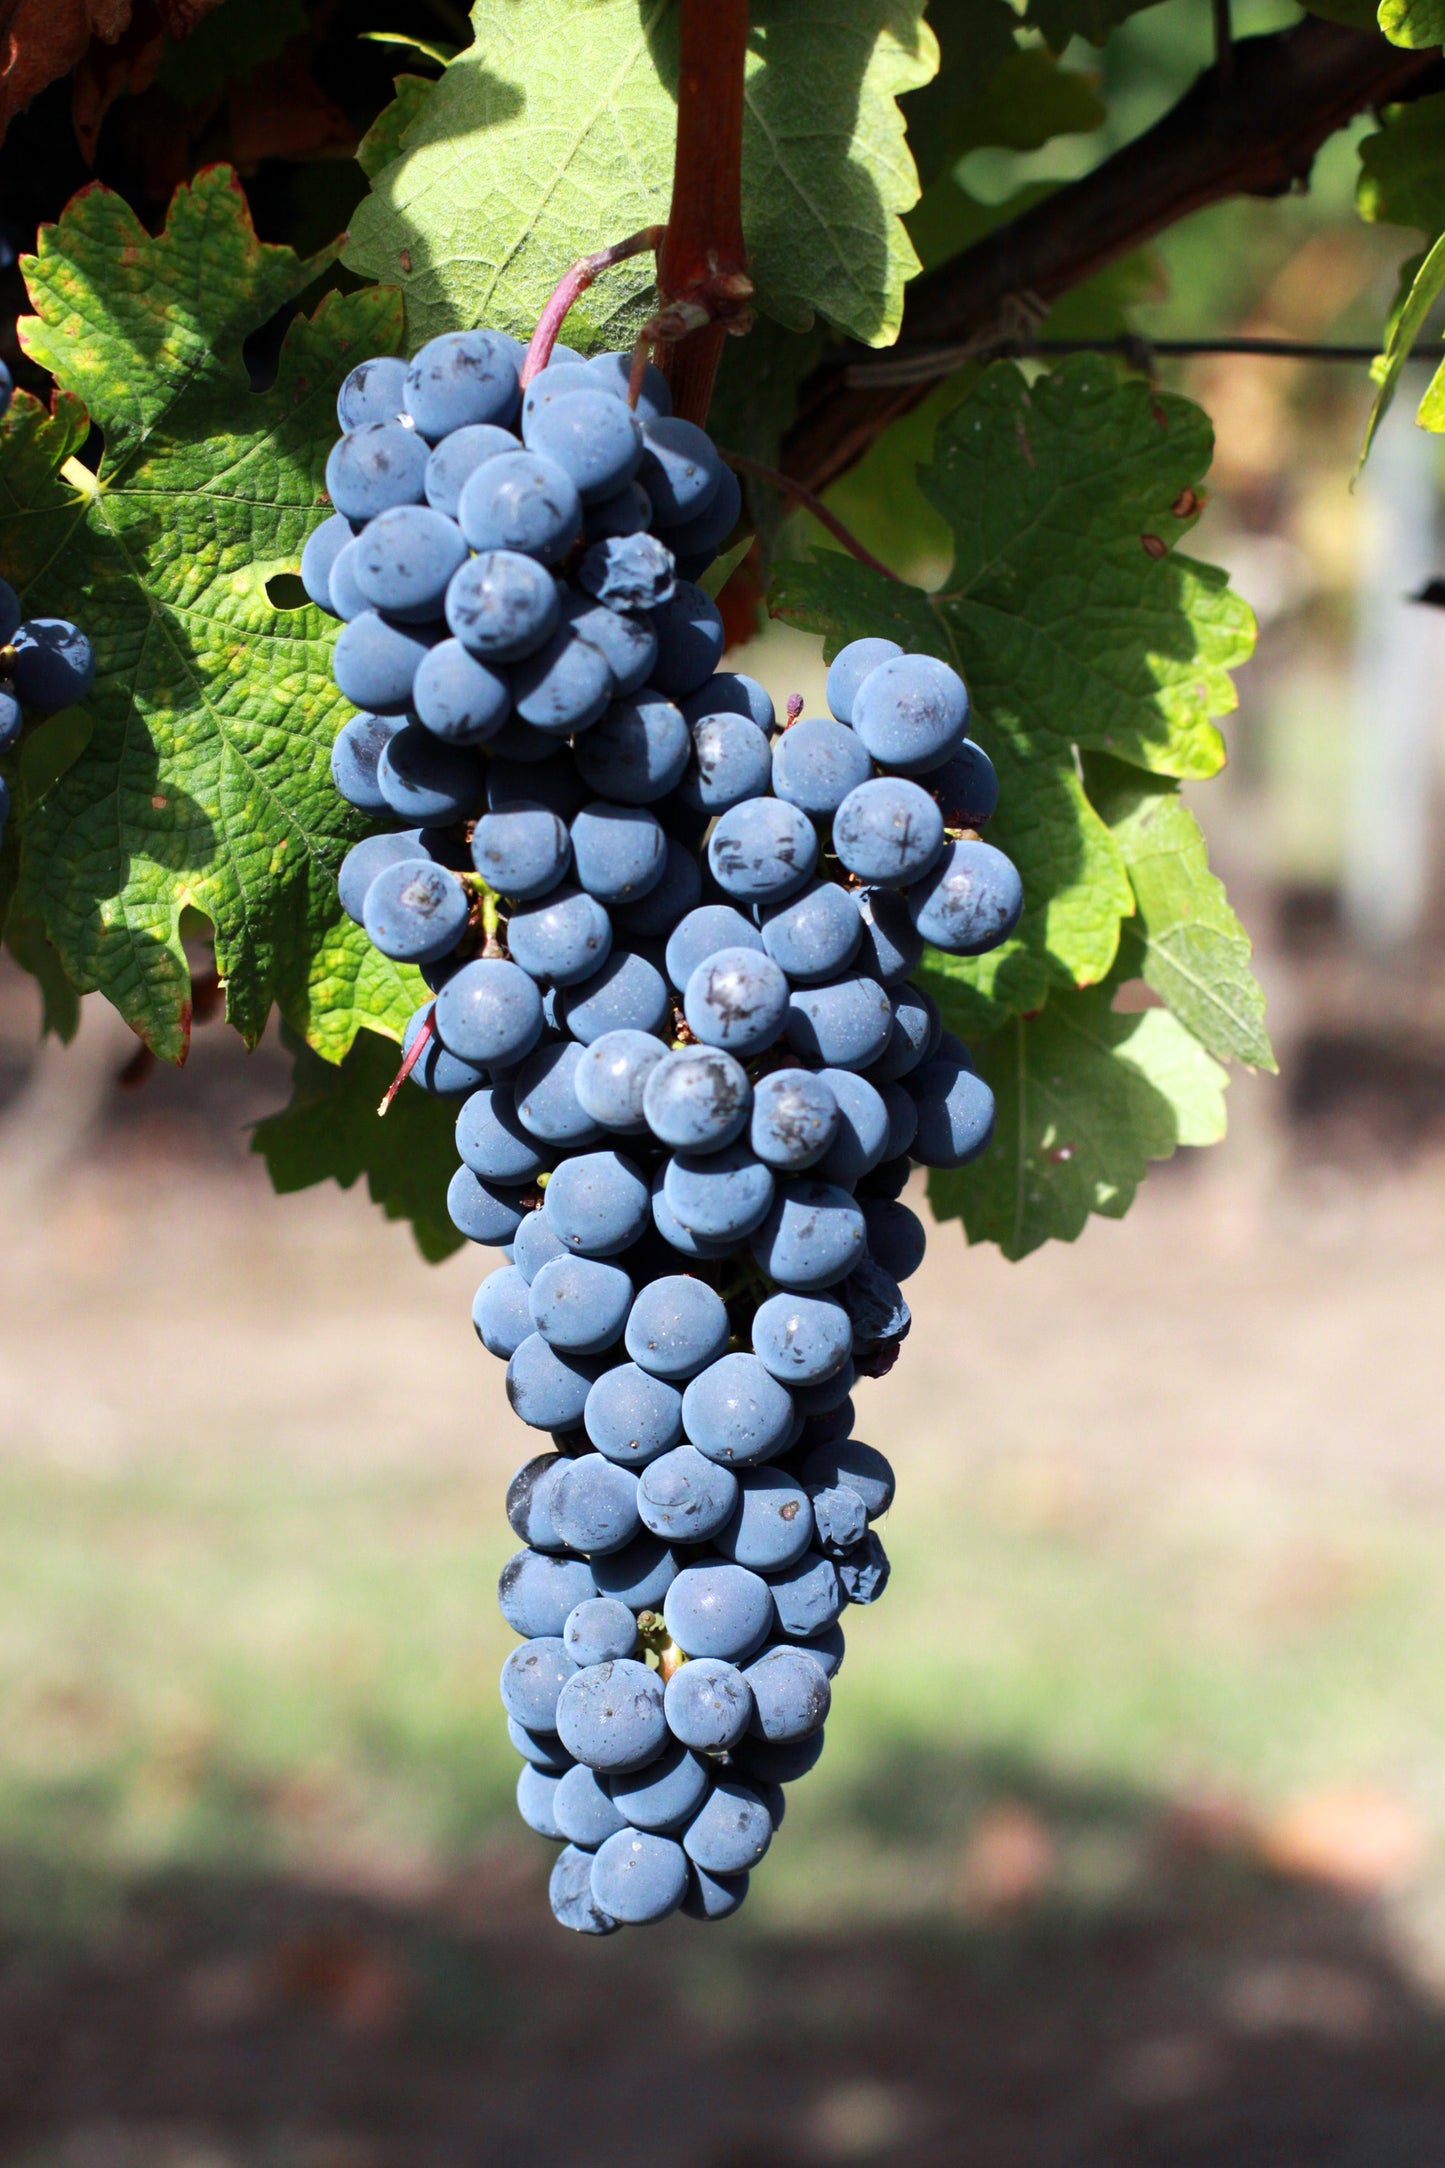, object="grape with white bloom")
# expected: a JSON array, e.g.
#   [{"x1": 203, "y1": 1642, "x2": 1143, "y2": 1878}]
[
  {"x1": 506, "y1": 883, "x2": 613, "y2": 986},
  {"x1": 643, "y1": 1046, "x2": 752, "y2": 1153},
  {"x1": 589, "y1": 1828, "x2": 689, "y2": 1922},
  {"x1": 446, "y1": 548, "x2": 559, "y2": 660},
  {"x1": 908, "y1": 837, "x2": 1025, "y2": 955},
  {"x1": 833, "y1": 775, "x2": 946, "y2": 887},
  {"x1": 556, "y1": 1659, "x2": 668, "y2": 1773},
  {"x1": 584, "y1": 1362, "x2": 684, "y2": 1465},
  {"x1": 573, "y1": 1028, "x2": 669, "y2": 1131},
  {"x1": 759, "y1": 879, "x2": 863, "y2": 985},
  {"x1": 664, "y1": 903, "x2": 763, "y2": 991},
  {"x1": 679, "y1": 710, "x2": 773, "y2": 813},
  {"x1": 707, "y1": 796, "x2": 818, "y2": 904},
  {"x1": 554, "y1": 1766, "x2": 628, "y2": 1852},
  {"x1": 770, "y1": 716, "x2": 873, "y2": 819},
  {"x1": 825, "y1": 637, "x2": 902, "y2": 723},
  {"x1": 607, "y1": 1741, "x2": 712, "y2": 1832},
  {"x1": 624, "y1": 1275, "x2": 730, "y2": 1379},
  {"x1": 744, "y1": 1645, "x2": 831, "y2": 1742},
  {"x1": 527, "y1": 1255, "x2": 633, "y2": 1354},
  {"x1": 749, "y1": 1069, "x2": 839, "y2": 1171},
  {"x1": 684, "y1": 947, "x2": 790, "y2": 1056},
  {"x1": 662, "y1": 1658, "x2": 753, "y2": 1752},
  {"x1": 637, "y1": 1444, "x2": 740, "y2": 1542},
  {"x1": 681, "y1": 1781, "x2": 774, "y2": 1874},
  {"x1": 850, "y1": 651, "x2": 969, "y2": 773},
  {"x1": 470, "y1": 803, "x2": 572, "y2": 898},
  {"x1": 714, "y1": 1467, "x2": 815, "y2": 1573},
  {"x1": 663, "y1": 1562, "x2": 774, "y2": 1662}
]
